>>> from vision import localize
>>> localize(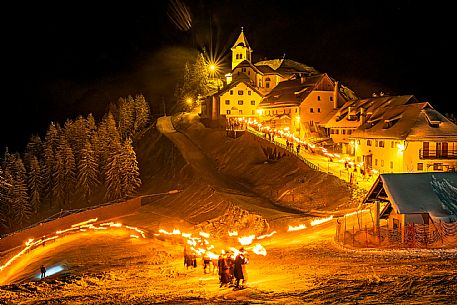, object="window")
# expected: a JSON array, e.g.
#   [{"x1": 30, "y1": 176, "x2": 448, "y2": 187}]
[
  {"x1": 295, "y1": 108, "x2": 298, "y2": 113},
  {"x1": 225, "y1": 100, "x2": 230, "y2": 105},
  {"x1": 367, "y1": 140, "x2": 372, "y2": 146},
  {"x1": 335, "y1": 129, "x2": 339, "y2": 135},
  {"x1": 251, "y1": 100, "x2": 255, "y2": 105},
  {"x1": 317, "y1": 108, "x2": 321, "y2": 113},
  {"x1": 330, "y1": 96, "x2": 333, "y2": 101},
  {"x1": 248, "y1": 91, "x2": 251, "y2": 95},
  {"x1": 226, "y1": 110, "x2": 231, "y2": 114},
  {"x1": 238, "y1": 100, "x2": 243, "y2": 105},
  {"x1": 375, "y1": 159, "x2": 378, "y2": 166},
  {"x1": 390, "y1": 161, "x2": 394, "y2": 169},
  {"x1": 348, "y1": 129, "x2": 352, "y2": 135},
  {"x1": 317, "y1": 96, "x2": 321, "y2": 101},
  {"x1": 266, "y1": 83, "x2": 270, "y2": 88},
  {"x1": 391, "y1": 141, "x2": 395, "y2": 148},
  {"x1": 342, "y1": 129, "x2": 346, "y2": 135},
  {"x1": 238, "y1": 90, "x2": 243, "y2": 95},
  {"x1": 239, "y1": 110, "x2": 243, "y2": 114},
  {"x1": 242, "y1": 68, "x2": 246, "y2": 72},
  {"x1": 310, "y1": 108, "x2": 314, "y2": 113},
  {"x1": 252, "y1": 110, "x2": 255, "y2": 114},
  {"x1": 357, "y1": 156, "x2": 361, "y2": 162},
  {"x1": 230, "y1": 90, "x2": 233, "y2": 95},
  {"x1": 379, "y1": 140, "x2": 384, "y2": 148},
  {"x1": 381, "y1": 160, "x2": 384, "y2": 167},
  {"x1": 417, "y1": 163, "x2": 423, "y2": 171},
  {"x1": 433, "y1": 163, "x2": 443, "y2": 171}
]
